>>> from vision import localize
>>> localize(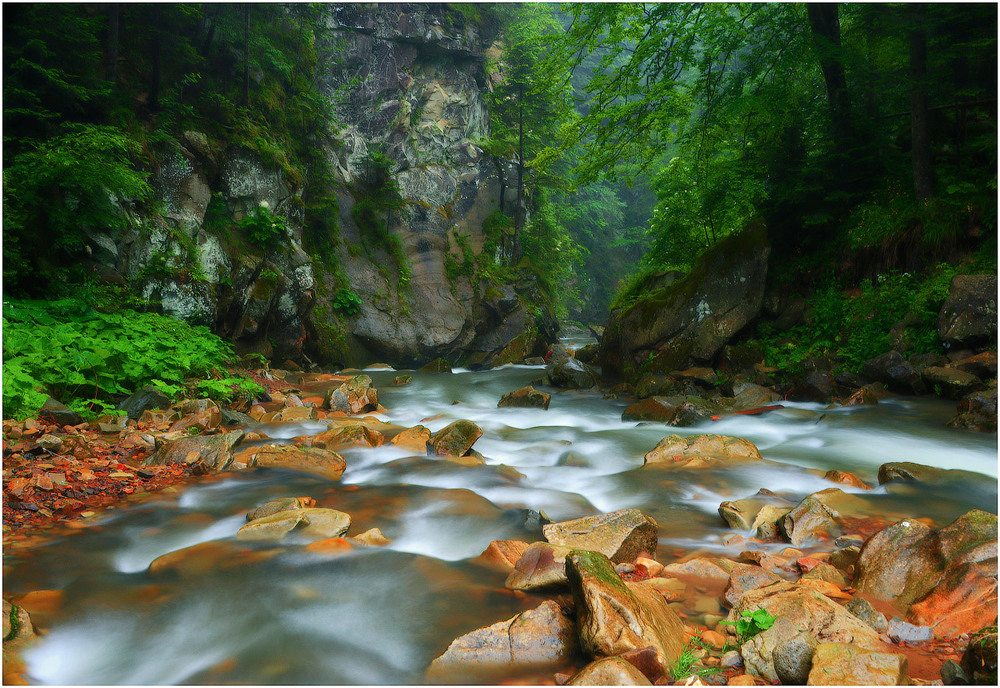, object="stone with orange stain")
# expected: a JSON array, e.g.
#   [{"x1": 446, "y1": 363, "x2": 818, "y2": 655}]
[
  {"x1": 798, "y1": 578, "x2": 852, "y2": 600},
  {"x1": 148, "y1": 540, "x2": 277, "y2": 576},
  {"x1": 8, "y1": 590, "x2": 63, "y2": 631},
  {"x1": 823, "y1": 470, "x2": 871, "y2": 489},
  {"x1": 169, "y1": 407, "x2": 222, "y2": 433},
  {"x1": 352, "y1": 527, "x2": 391, "y2": 546},
  {"x1": 310, "y1": 424, "x2": 384, "y2": 451},
  {"x1": 304, "y1": 537, "x2": 354, "y2": 555},
  {"x1": 635, "y1": 557, "x2": 664, "y2": 577},
  {"x1": 727, "y1": 674, "x2": 758, "y2": 685},
  {"x1": 701, "y1": 629, "x2": 727, "y2": 649},
  {"x1": 906, "y1": 562, "x2": 998, "y2": 638},
  {"x1": 472, "y1": 539, "x2": 530, "y2": 572}
]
